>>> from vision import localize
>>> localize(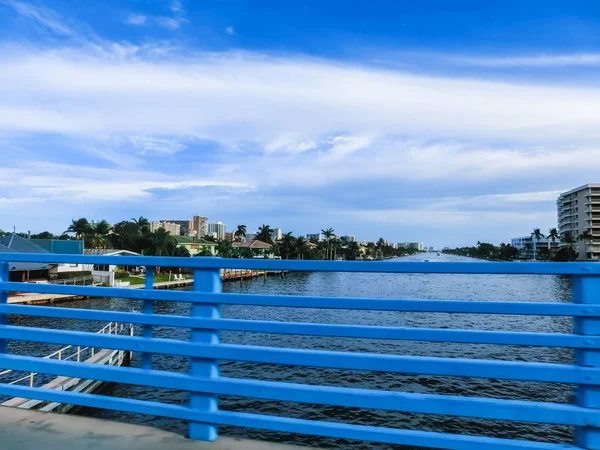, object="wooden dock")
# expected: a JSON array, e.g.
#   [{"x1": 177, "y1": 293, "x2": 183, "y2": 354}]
[
  {"x1": 0, "y1": 322, "x2": 131, "y2": 413},
  {"x1": 7, "y1": 270, "x2": 289, "y2": 305}
]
